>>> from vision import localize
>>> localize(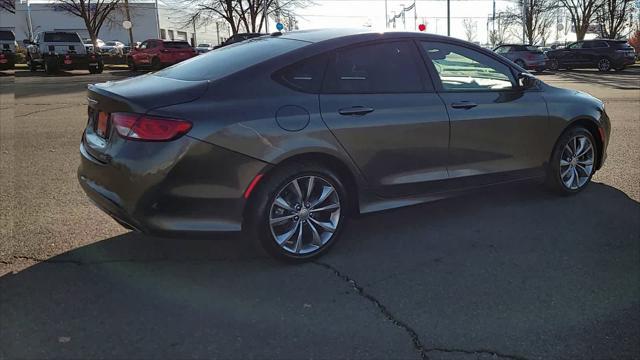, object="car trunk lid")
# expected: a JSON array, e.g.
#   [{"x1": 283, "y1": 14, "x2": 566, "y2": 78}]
[{"x1": 83, "y1": 74, "x2": 208, "y2": 162}]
